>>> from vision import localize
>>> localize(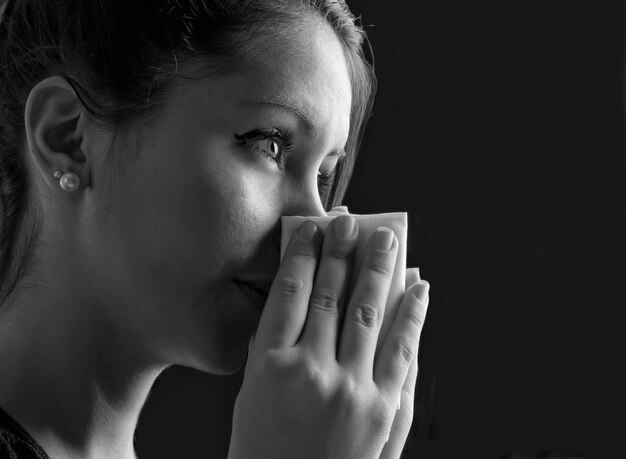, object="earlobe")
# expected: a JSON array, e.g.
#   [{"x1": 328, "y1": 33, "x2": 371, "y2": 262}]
[{"x1": 24, "y1": 75, "x2": 90, "y2": 192}]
